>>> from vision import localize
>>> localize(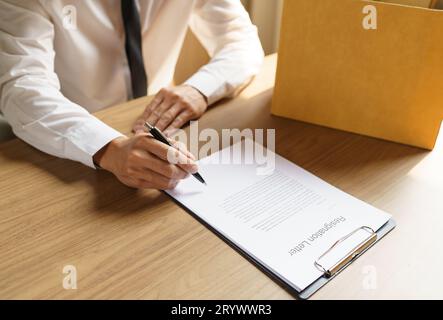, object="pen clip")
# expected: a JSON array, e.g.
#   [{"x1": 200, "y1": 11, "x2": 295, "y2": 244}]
[{"x1": 144, "y1": 122, "x2": 155, "y2": 131}]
